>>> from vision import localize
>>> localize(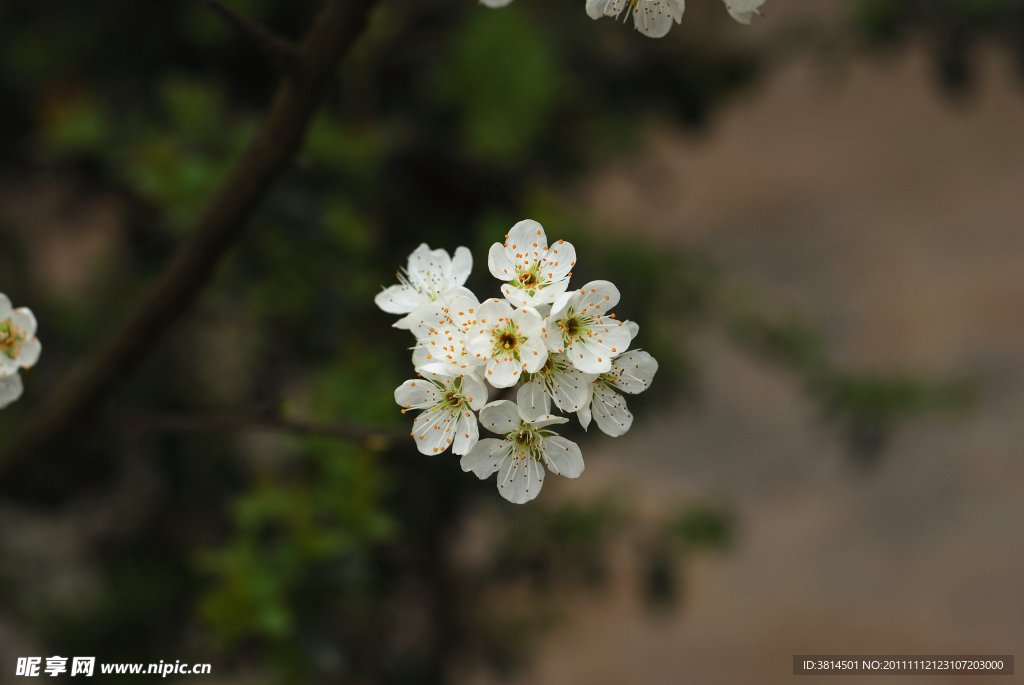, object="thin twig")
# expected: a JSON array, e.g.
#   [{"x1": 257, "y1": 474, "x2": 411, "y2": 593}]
[
  {"x1": 199, "y1": 0, "x2": 301, "y2": 72},
  {"x1": 0, "y1": 0, "x2": 377, "y2": 476},
  {"x1": 111, "y1": 411, "x2": 408, "y2": 443}
]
